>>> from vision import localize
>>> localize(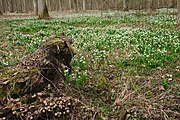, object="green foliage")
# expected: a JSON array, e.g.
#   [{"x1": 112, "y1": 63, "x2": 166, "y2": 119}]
[
  {"x1": 0, "y1": 9, "x2": 179, "y2": 119},
  {"x1": 0, "y1": 11, "x2": 179, "y2": 82},
  {"x1": 161, "y1": 79, "x2": 170, "y2": 90},
  {"x1": 0, "y1": 10, "x2": 179, "y2": 83}
]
